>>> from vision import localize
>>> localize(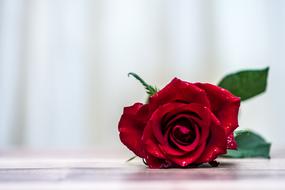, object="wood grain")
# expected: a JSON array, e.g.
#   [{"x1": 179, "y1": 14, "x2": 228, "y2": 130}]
[{"x1": 0, "y1": 148, "x2": 284, "y2": 189}]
